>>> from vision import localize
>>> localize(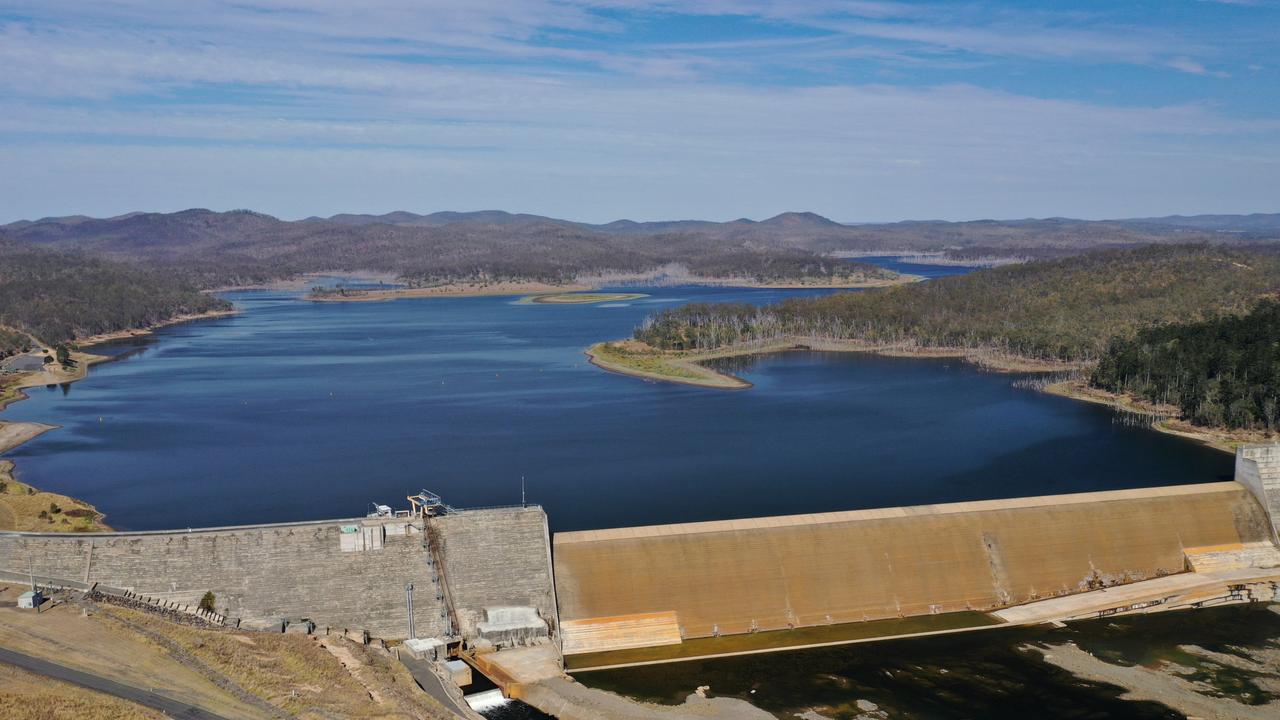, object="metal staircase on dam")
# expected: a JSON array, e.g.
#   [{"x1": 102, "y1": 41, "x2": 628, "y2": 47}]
[
  {"x1": 423, "y1": 519, "x2": 460, "y2": 640},
  {"x1": 373, "y1": 489, "x2": 461, "y2": 641}
]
